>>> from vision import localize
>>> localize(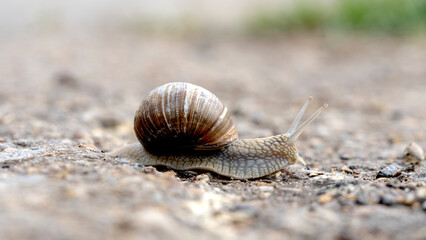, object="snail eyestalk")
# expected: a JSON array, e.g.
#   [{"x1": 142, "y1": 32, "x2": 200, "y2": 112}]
[
  {"x1": 295, "y1": 153, "x2": 307, "y2": 166},
  {"x1": 287, "y1": 96, "x2": 313, "y2": 137},
  {"x1": 287, "y1": 98, "x2": 328, "y2": 143}
]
